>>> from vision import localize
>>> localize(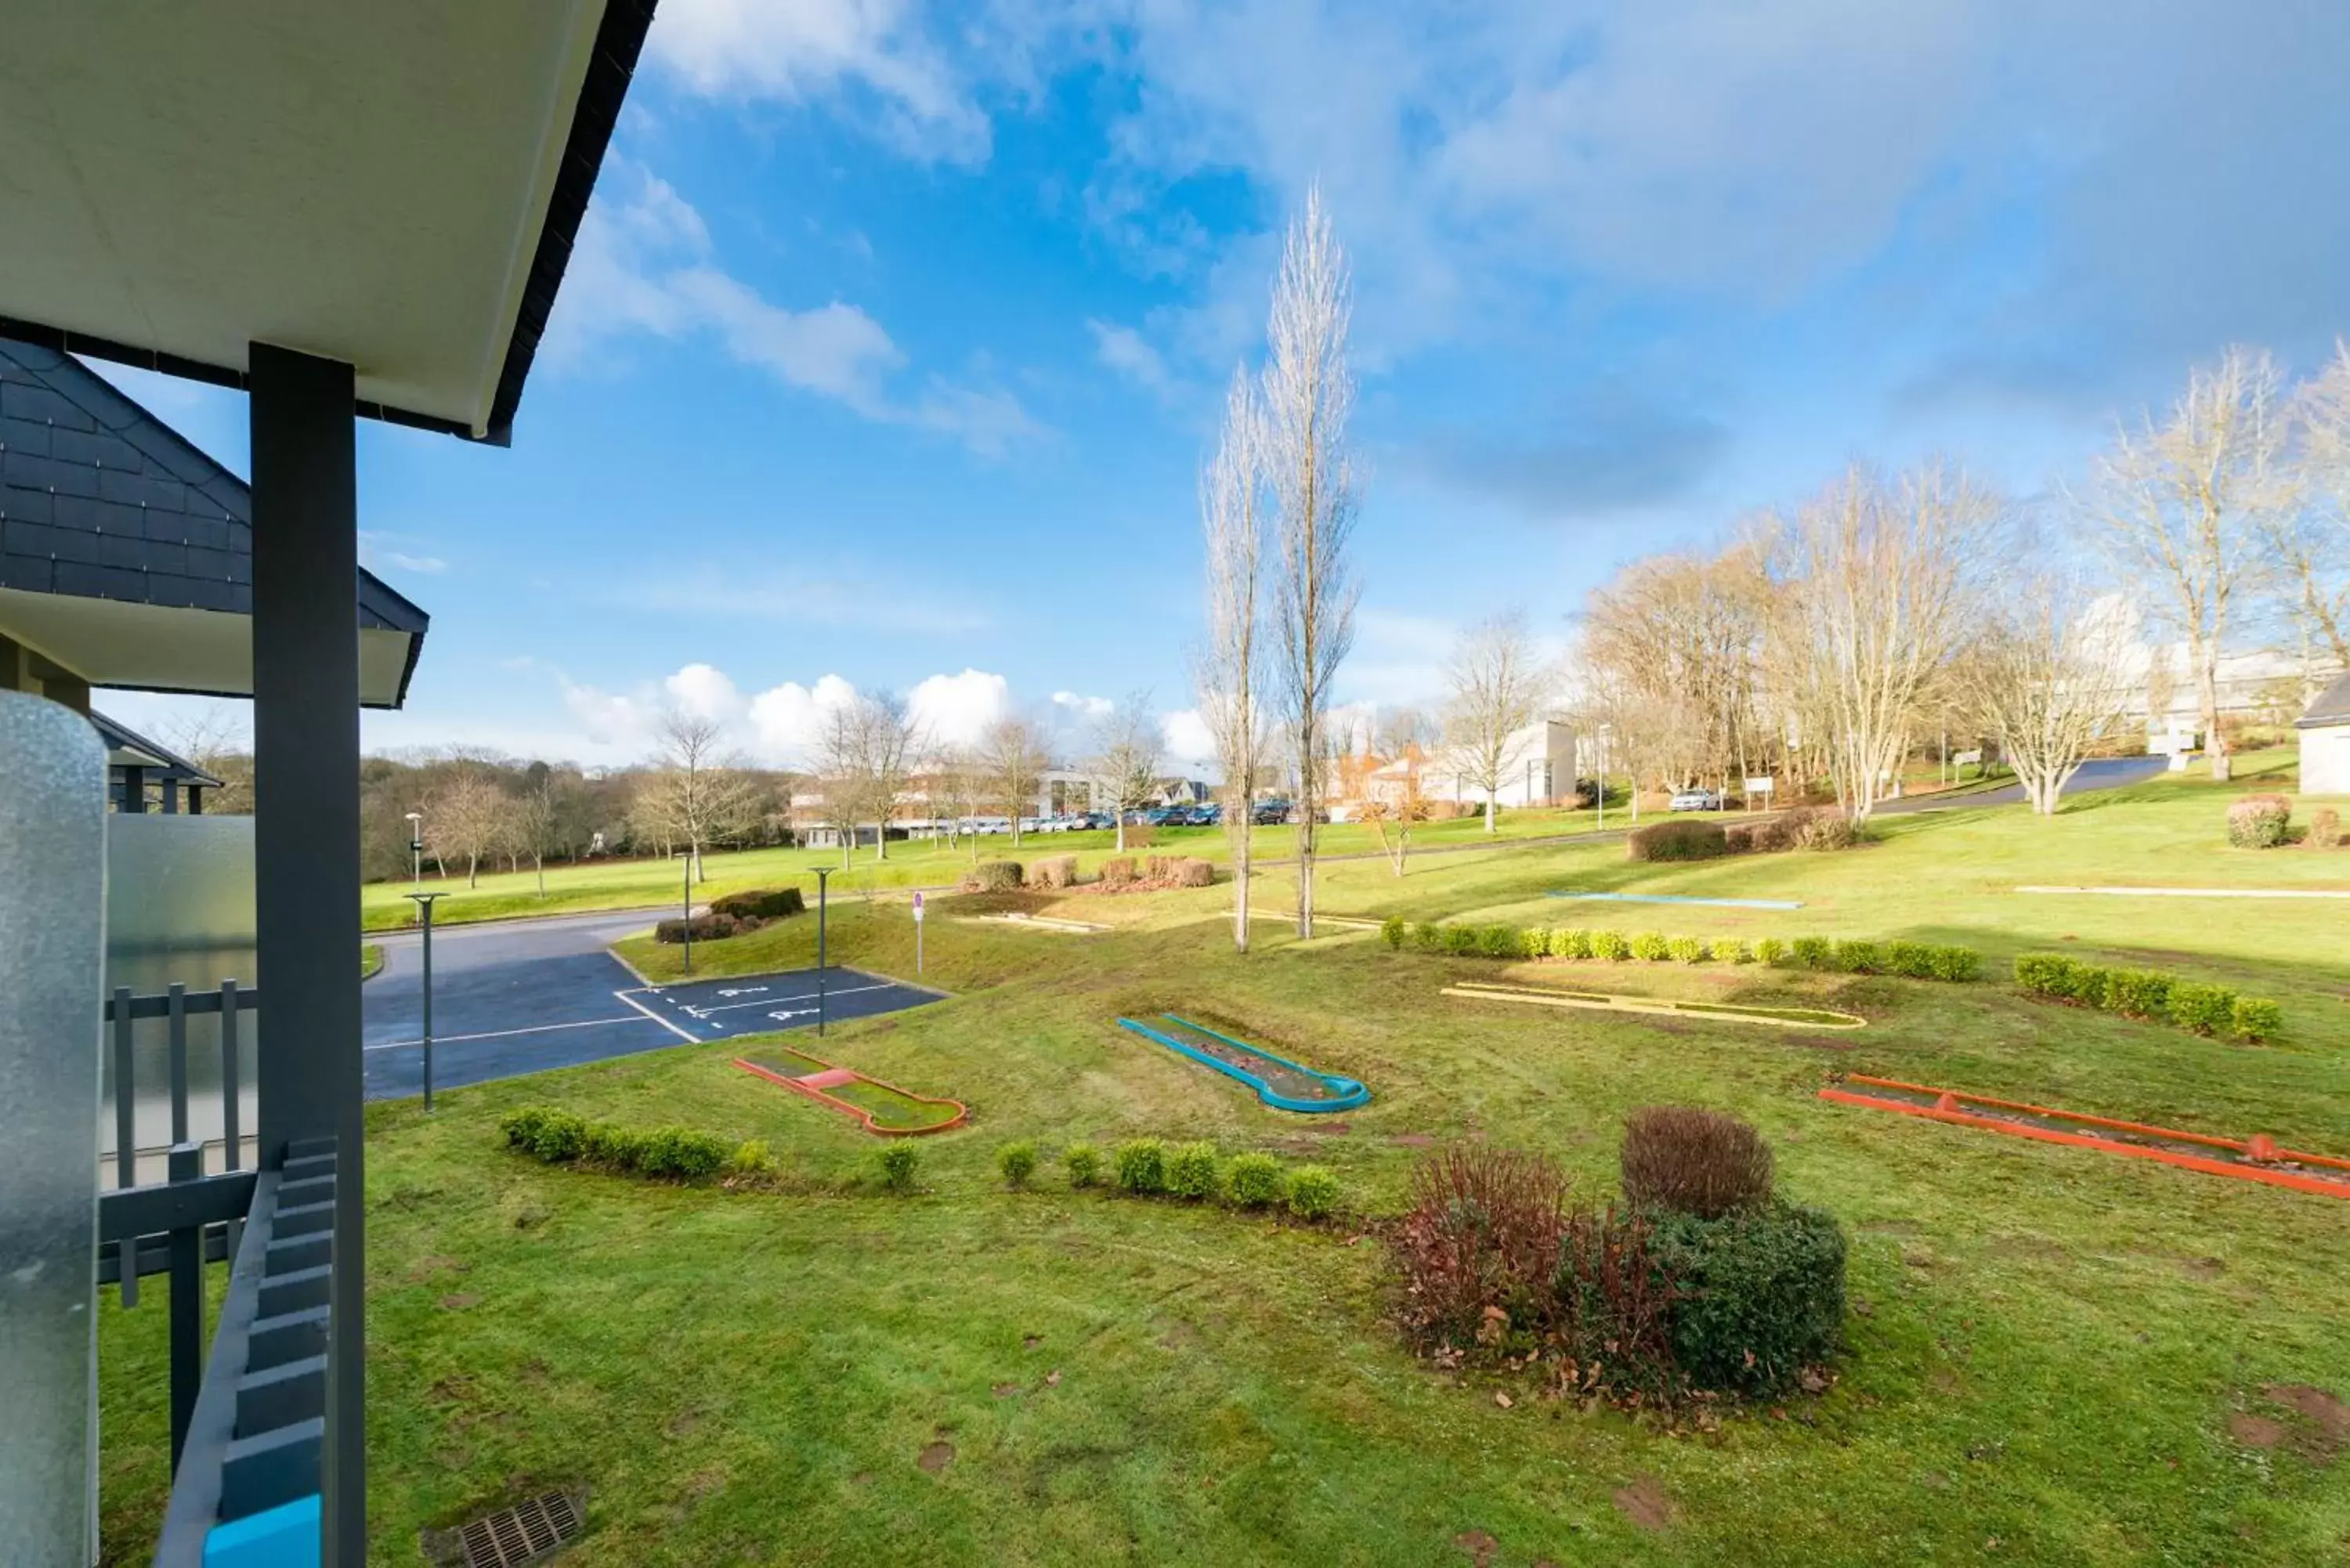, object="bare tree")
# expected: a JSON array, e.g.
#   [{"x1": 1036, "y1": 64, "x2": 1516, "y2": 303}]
[
  {"x1": 642, "y1": 710, "x2": 757, "y2": 883},
  {"x1": 1196, "y1": 364, "x2": 1271, "y2": 950},
  {"x1": 819, "y1": 690, "x2": 924, "y2": 863},
  {"x1": 1767, "y1": 463, "x2": 1993, "y2": 823},
  {"x1": 428, "y1": 769, "x2": 512, "y2": 889},
  {"x1": 2279, "y1": 342, "x2": 2350, "y2": 671},
  {"x1": 2080, "y1": 345, "x2": 2287, "y2": 780},
  {"x1": 927, "y1": 743, "x2": 986, "y2": 861},
  {"x1": 980, "y1": 714, "x2": 1047, "y2": 848},
  {"x1": 1091, "y1": 693, "x2": 1164, "y2": 854},
  {"x1": 1975, "y1": 576, "x2": 2135, "y2": 815},
  {"x1": 509, "y1": 772, "x2": 577, "y2": 896},
  {"x1": 1263, "y1": 186, "x2": 1361, "y2": 938},
  {"x1": 1441, "y1": 609, "x2": 1553, "y2": 833}
]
